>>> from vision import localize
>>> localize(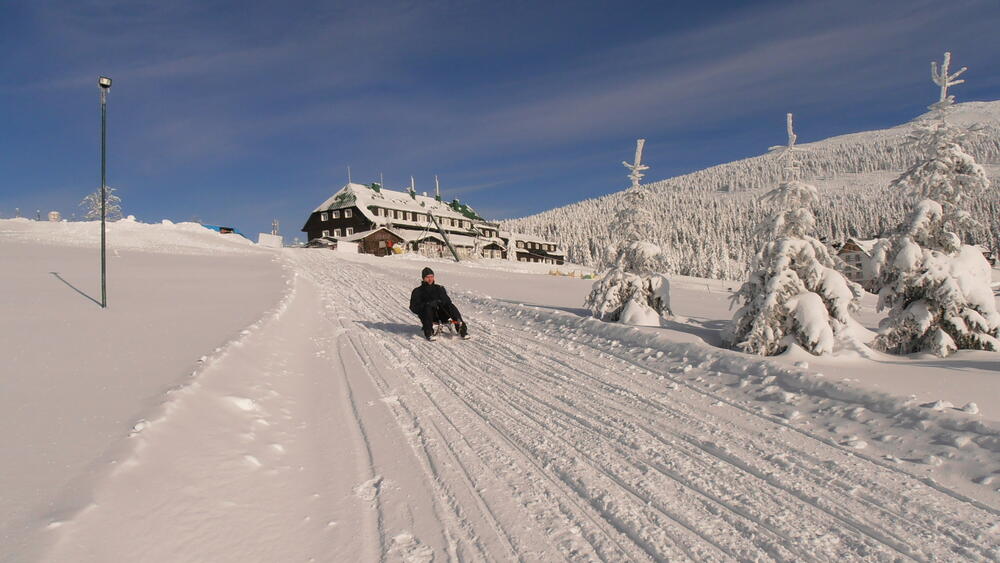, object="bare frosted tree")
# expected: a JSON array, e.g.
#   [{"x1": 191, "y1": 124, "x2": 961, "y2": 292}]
[{"x1": 79, "y1": 186, "x2": 123, "y2": 221}]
